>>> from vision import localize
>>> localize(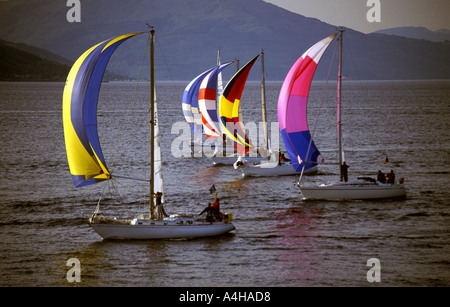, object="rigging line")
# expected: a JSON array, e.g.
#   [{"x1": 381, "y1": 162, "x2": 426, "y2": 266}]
[
  {"x1": 345, "y1": 37, "x2": 369, "y2": 103},
  {"x1": 111, "y1": 177, "x2": 146, "y2": 199},
  {"x1": 91, "y1": 179, "x2": 110, "y2": 220},
  {"x1": 346, "y1": 38, "x2": 362, "y2": 84},
  {"x1": 113, "y1": 174, "x2": 149, "y2": 182},
  {"x1": 110, "y1": 34, "x2": 150, "y2": 172},
  {"x1": 299, "y1": 38, "x2": 338, "y2": 183},
  {"x1": 109, "y1": 179, "x2": 124, "y2": 204},
  {"x1": 156, "y1": 38, "x2": 176, "y2": 83},
  {"x1": 106, "y1": 177, "x2": 145, "y2": 217}
]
